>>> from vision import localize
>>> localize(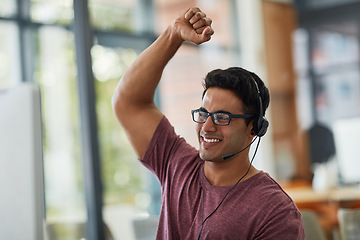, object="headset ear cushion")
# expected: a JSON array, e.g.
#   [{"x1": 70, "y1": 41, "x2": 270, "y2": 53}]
[
  {"x1": 253, "y1": 116, "x2": 269, "y2": 137},
  {"x1": 257, "y1": 117, "x2": 269, "y2": 137}
]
